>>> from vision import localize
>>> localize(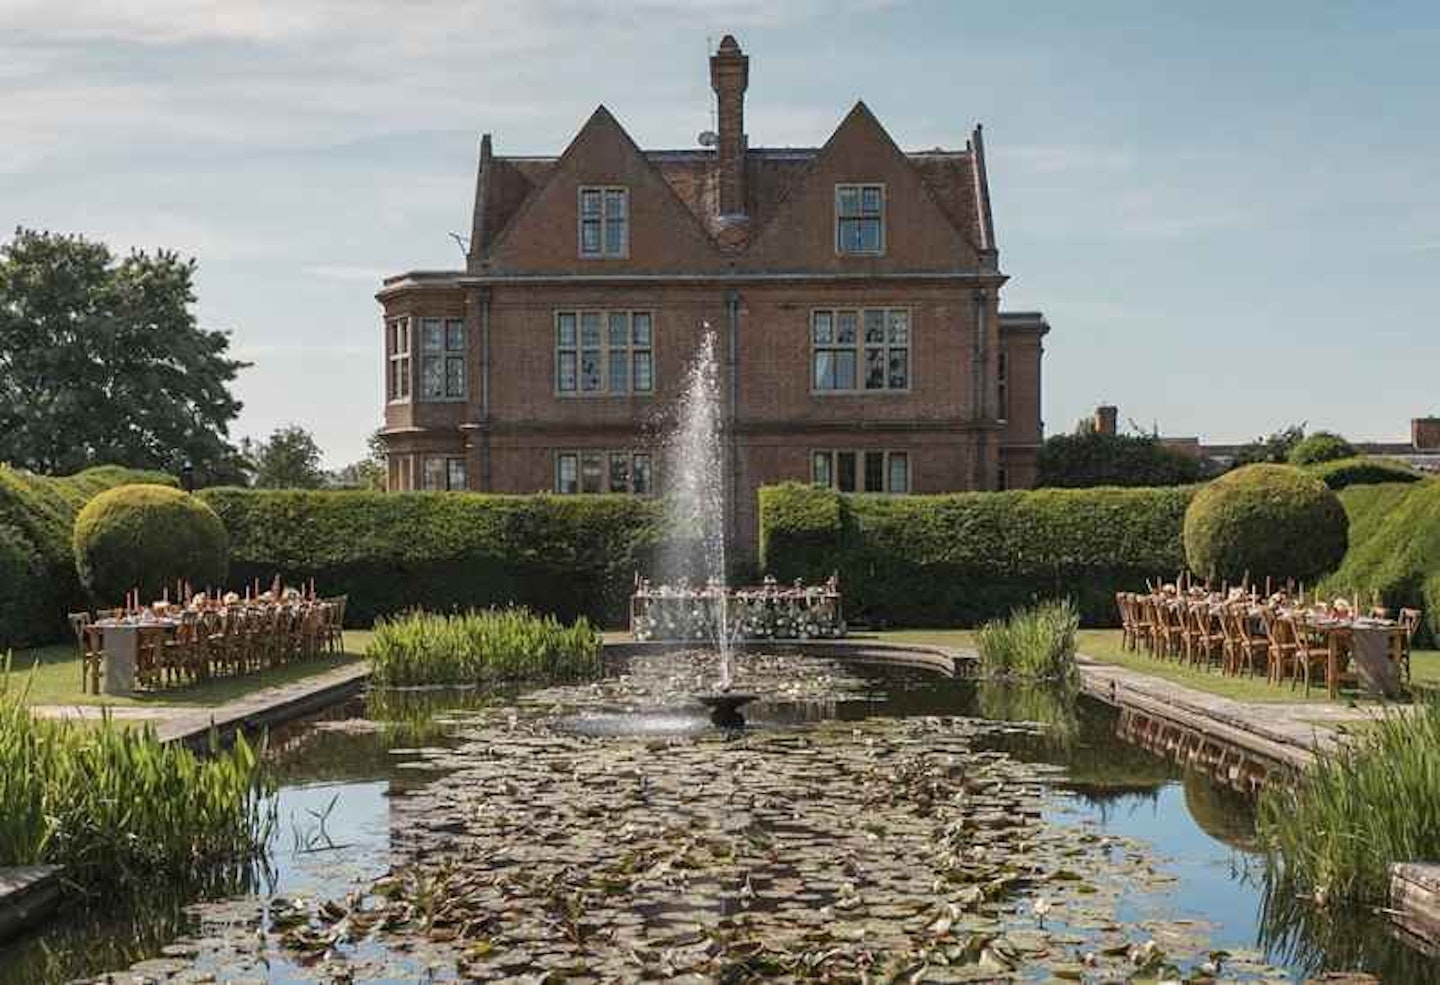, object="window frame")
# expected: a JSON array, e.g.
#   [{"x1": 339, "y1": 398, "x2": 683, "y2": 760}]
[
  {"x1": 835, "y1": 182, "x2": 886, "y2": 257},
  {"x1": 578, "y1": 185, "x2": 630, "y2": 259},
  {"x1": 810, "y1": 449, "x2": 909, "y2": 494},
  {"x1": 810, "y1": 307, "x2": 911, "y2": 395},
  {"x1": 421, "y1": 455, "x2": 467, "y2": 492},
  {"x1": 554, "y1": 309, "x2": 655, "y2": 397},
  {"x1": 386, "y1": 317, "x2": 412, "y2": 404},
  {"x1": 417, "y1": 317, "x2": 467, "y2": 402},
  {"x1": 554, "y1": 450, "x2": 654, "y2": 495}
]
